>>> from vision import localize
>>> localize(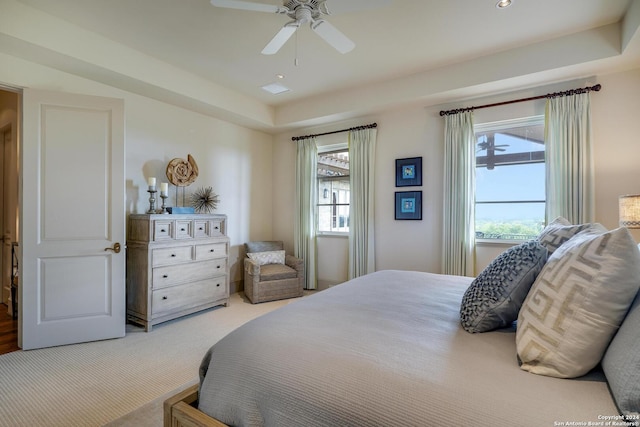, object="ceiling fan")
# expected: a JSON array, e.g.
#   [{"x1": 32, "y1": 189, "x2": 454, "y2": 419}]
[
  {"x1": 477, "y1": 135, "x2": 509, "y2": 153},
  {"x1": 210, "y1": 0, "x2": 390, "y2": 55}
]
